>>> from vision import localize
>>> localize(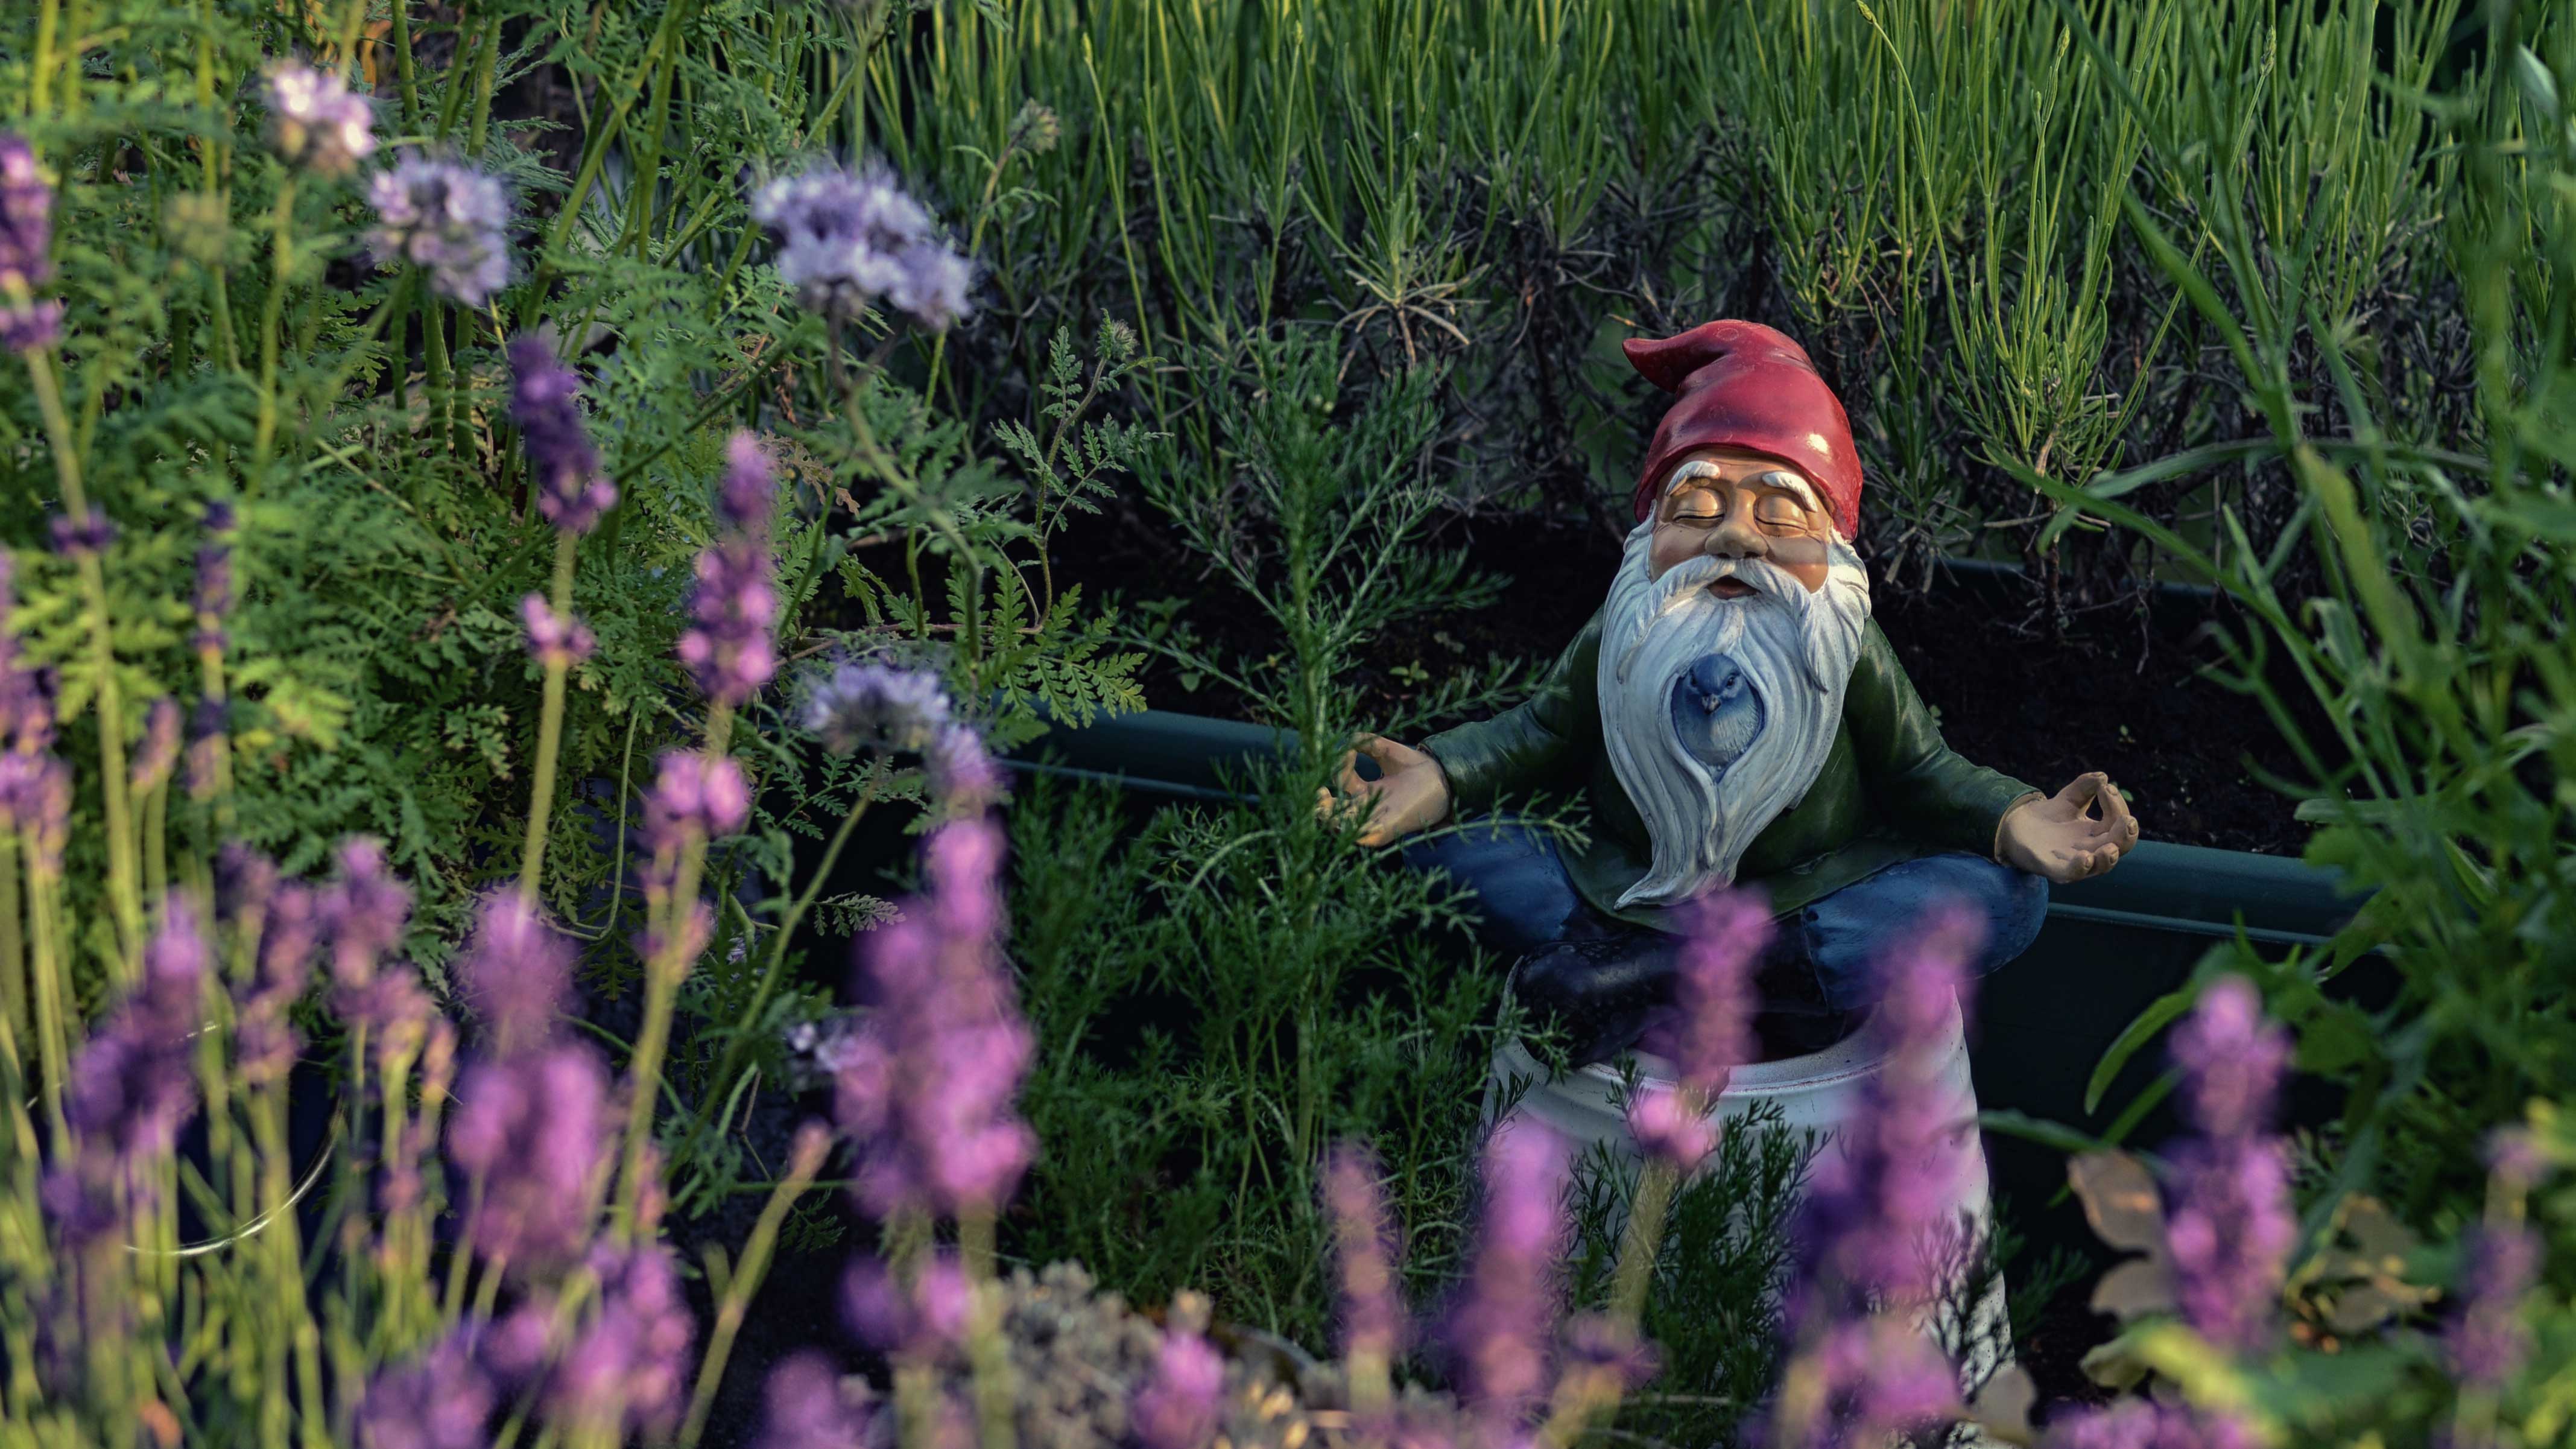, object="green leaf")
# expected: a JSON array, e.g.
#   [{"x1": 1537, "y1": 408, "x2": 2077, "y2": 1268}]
[{"x1": 2087, "y1": 984, "x2": 2197, "y2": 1114}]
